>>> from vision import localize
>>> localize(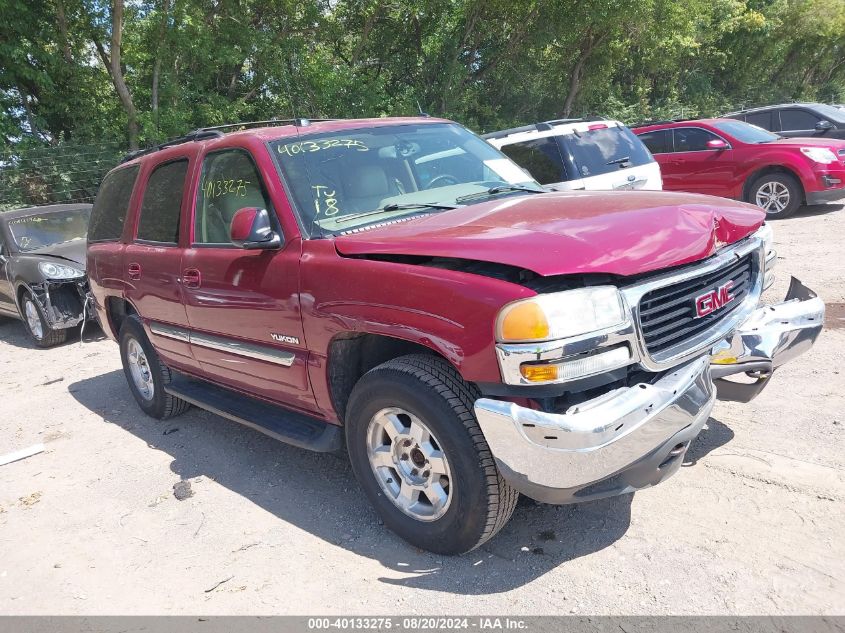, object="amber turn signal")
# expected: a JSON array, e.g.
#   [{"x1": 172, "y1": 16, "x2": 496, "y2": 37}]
[{"x1": 499, "y1": 301, "x2": 550, "y2": 341}]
